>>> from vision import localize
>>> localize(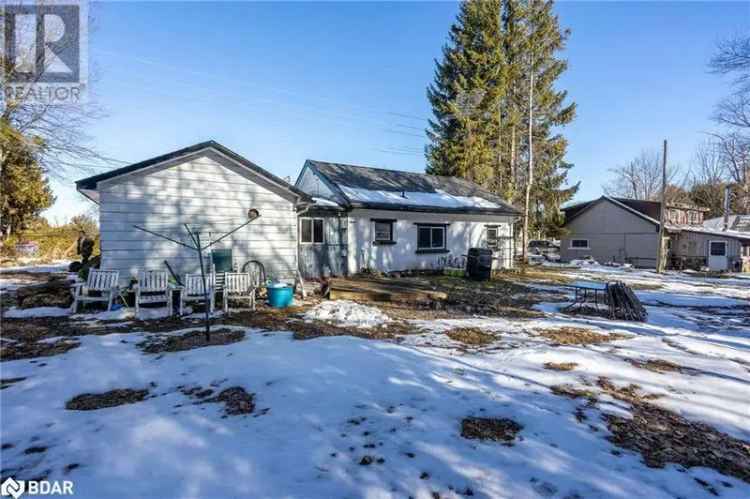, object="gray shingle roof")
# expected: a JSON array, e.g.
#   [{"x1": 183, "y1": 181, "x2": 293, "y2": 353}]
[{"x1": 306, "y1": 160, "x2": 520, "y2": 215}]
